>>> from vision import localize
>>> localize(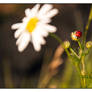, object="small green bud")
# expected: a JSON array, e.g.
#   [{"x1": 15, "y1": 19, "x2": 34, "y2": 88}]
[
  {"x1": 63, "y1": 41, "x2": 70, "y2": 49},
  {"x1": 86, "y1": 41, "x2": 92, "y2": 48}
]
